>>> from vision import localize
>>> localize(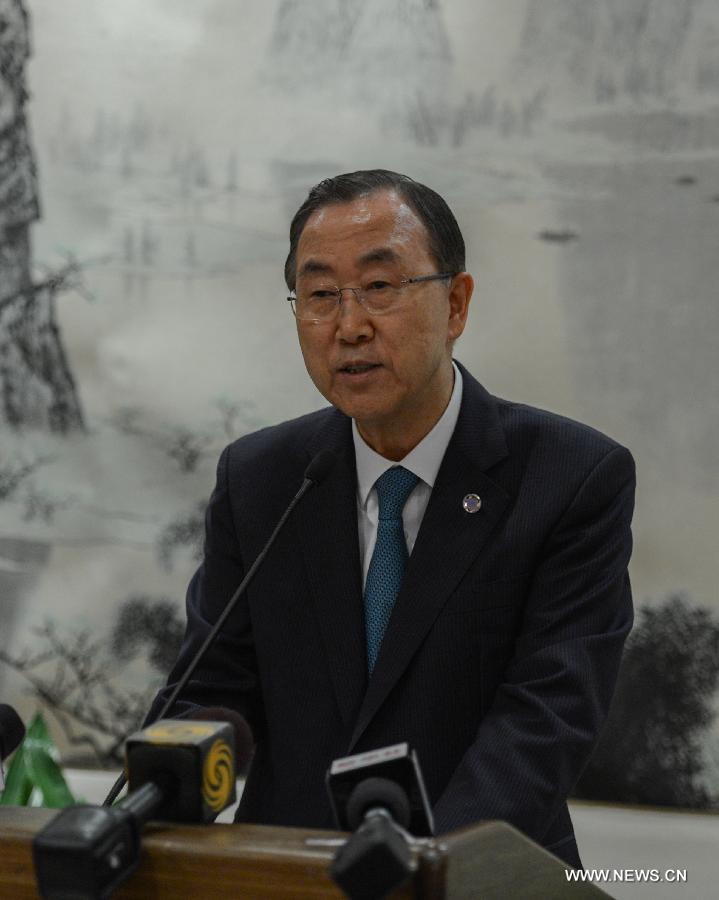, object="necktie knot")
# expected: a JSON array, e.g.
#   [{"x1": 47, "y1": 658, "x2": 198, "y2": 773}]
[{"x1": 374, "y1": 466, "x2": 419, "y2": 520}]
